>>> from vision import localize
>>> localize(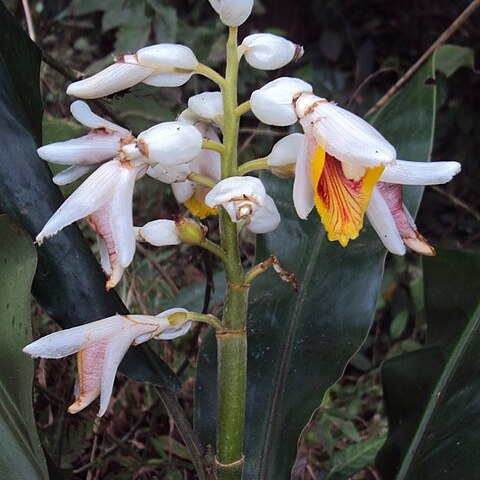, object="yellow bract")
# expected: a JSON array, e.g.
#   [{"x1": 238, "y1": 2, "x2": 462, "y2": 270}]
[
  {"x1": 184, "y1": 186, "x2": 218, "y2": 219},
  {"x1": 310, "y1": 146, "x2": 383, "y2": 247}
]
